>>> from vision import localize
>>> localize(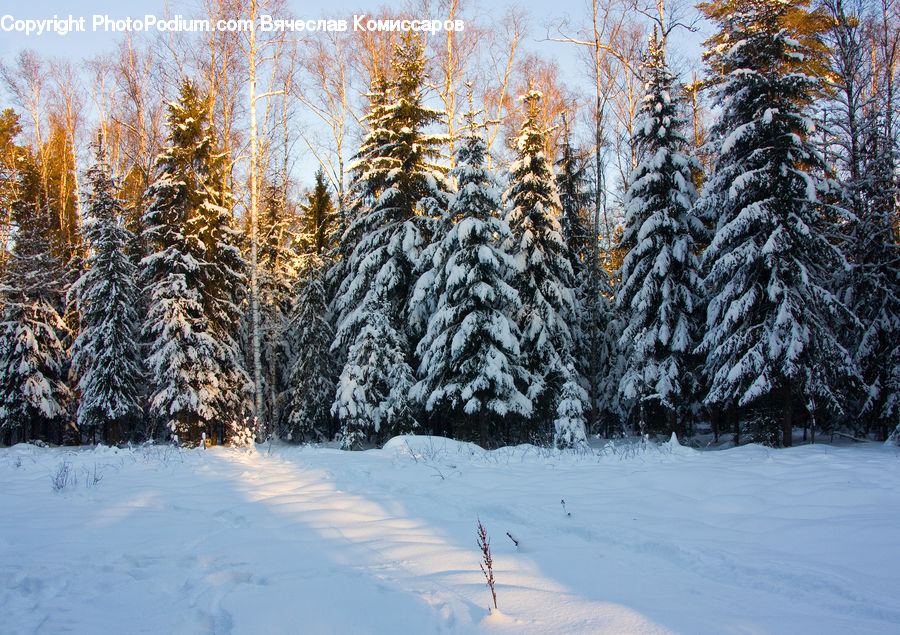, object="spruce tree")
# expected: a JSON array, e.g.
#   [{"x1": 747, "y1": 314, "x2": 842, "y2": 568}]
[
  {"x1": 303, "y1": 169, "x2": 336, "y2": 256},
  {"x1": 333, "y1": 292, "x2": 416, "y2": 449},
  {"x1": 504, "y1": 88, "x2": 584, "y2": 442},
  {"x1": 823, "y1": 1, "x2": 900, "y2": 442},
  {"x1": 69, "y1": 139, "x2": 144, "y2": 444},
  {"x1": 141, "y1": 81, "x2": 250, "y2": 446},
  {"x1": 331, "y1": 32, "x2": 449, "y2": 443},
  {"x1": 411, "y1": 111, "x2": 532, "y2": 447},
  {"x1": 846, "y1": 110, "x2": 900, "y2": 442},
  {"x1": 255, "y1": 182, "x2": 300, "y2": 437},
  {"x1": 556, "y1": 119, "x2": 602, "y2": 435},
  {"x1": 697, "y1": 0, "x2": 859, "y2": 446},
  {"x1": 285, "y1": 255, "x2": 336, "y2": 442},
  {"x1": 616, "y1": 31, "x2": 705, "y2": 438},
  {"x1": 556, "y1": 119, "x2": 594, "y2": 274},
  {"x1": 327, "y1": 72, "x2": 392, "y2": 301},
  {"x1": 0, "y1": 193, "x2": 71, "y2": 444}
]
